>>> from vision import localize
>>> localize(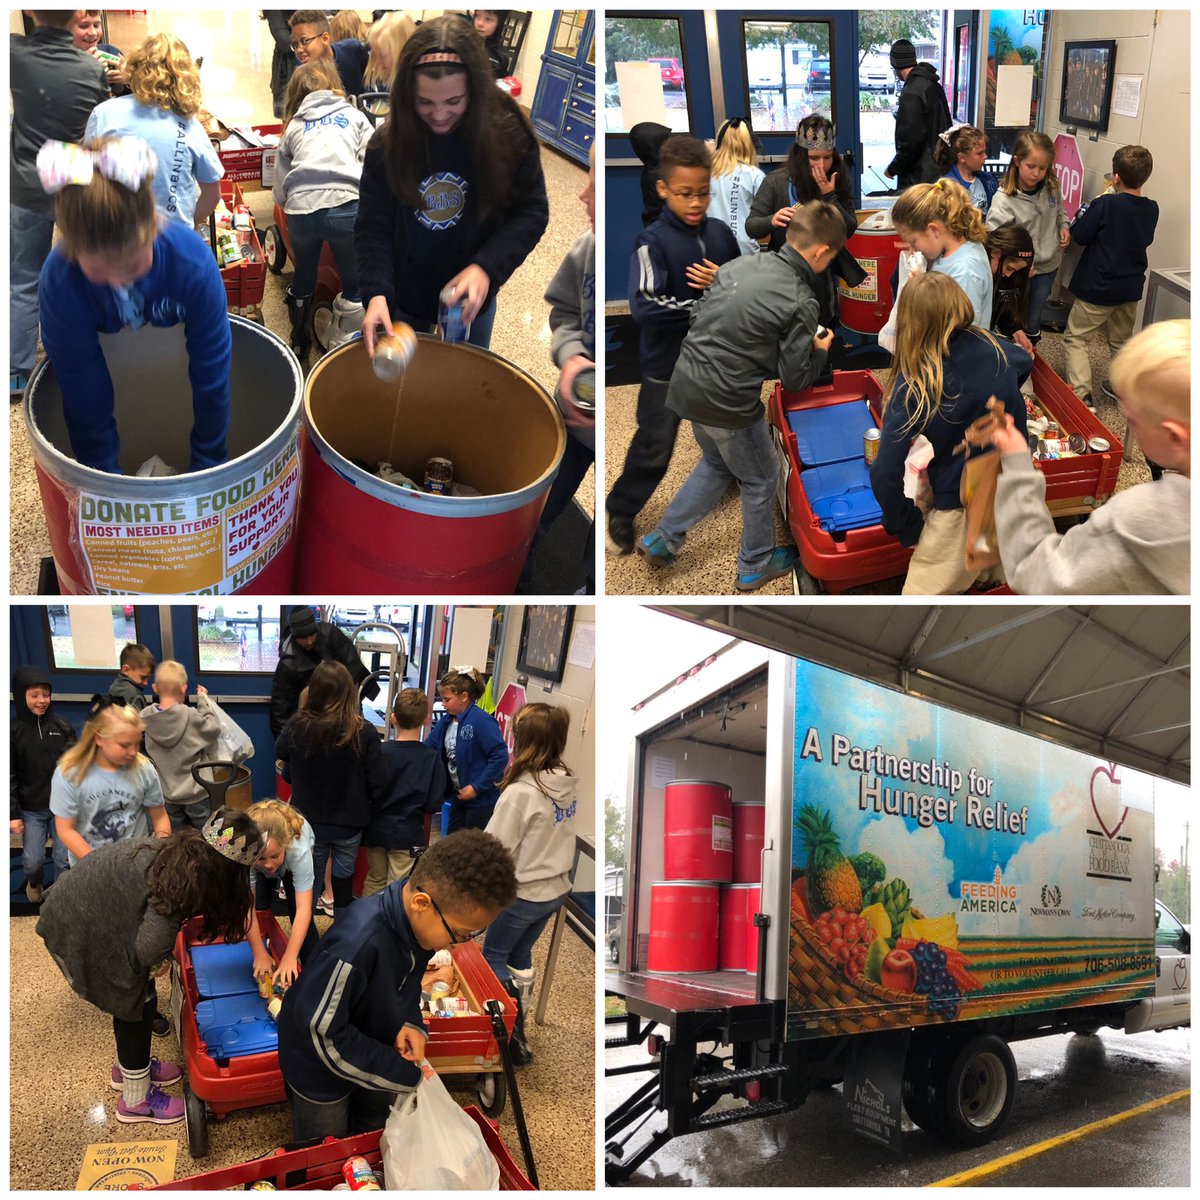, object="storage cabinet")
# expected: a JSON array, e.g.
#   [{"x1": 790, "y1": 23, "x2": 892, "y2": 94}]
[{"x1": 531, "y1": 10, "x2": 595, "y2": 167}]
